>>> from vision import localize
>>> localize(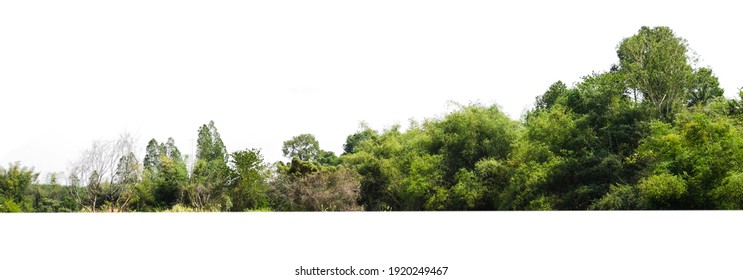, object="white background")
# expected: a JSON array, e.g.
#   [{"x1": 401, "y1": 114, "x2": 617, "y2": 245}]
[{"x1": 2, "y1": 212, "x2": 743, "y2": 279}]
